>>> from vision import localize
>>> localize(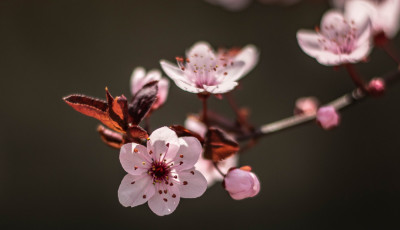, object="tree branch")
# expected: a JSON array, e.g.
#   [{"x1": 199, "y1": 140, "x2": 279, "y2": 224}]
[{"x1": 236, "y1": 68, "x2": 400, "y2": 142}]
